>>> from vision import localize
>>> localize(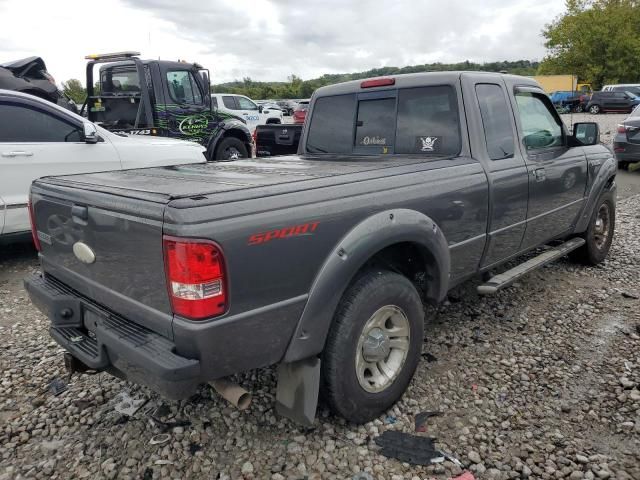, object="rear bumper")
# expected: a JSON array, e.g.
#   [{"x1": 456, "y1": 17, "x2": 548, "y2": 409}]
[
  {"x1": 613, "y1": 139, "x2": 640, "y2": 162},
  {"x1": 24, "y1": 274, "x2": 201, "y2": 399}
]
